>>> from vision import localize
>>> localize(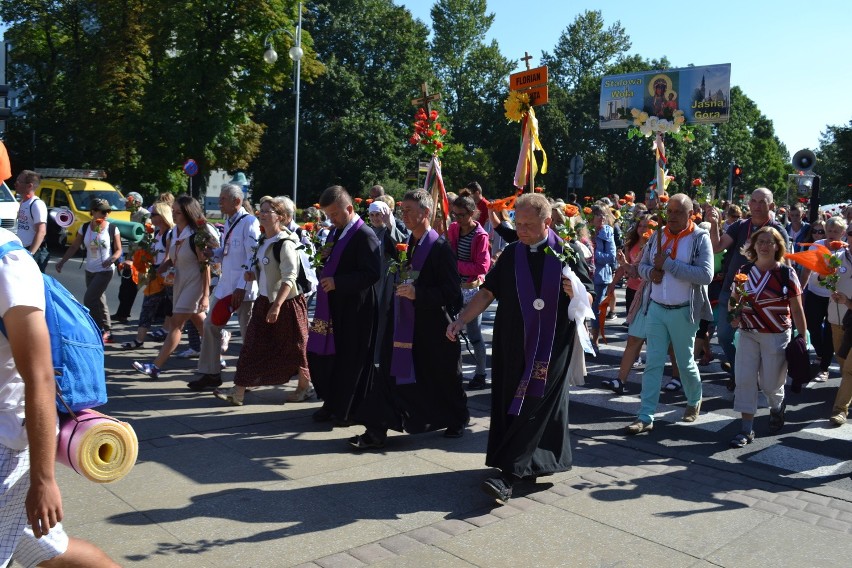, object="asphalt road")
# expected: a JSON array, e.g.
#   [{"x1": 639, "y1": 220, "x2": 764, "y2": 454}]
[{"x1": 46, "y1": 251, "x2": 852, "y2": 498}]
